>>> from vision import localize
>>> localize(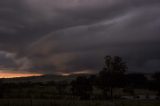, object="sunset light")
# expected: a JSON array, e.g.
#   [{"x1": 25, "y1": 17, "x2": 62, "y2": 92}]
[{"x1": 0, "y1": 70, "x2": 42, "y2": 78}]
